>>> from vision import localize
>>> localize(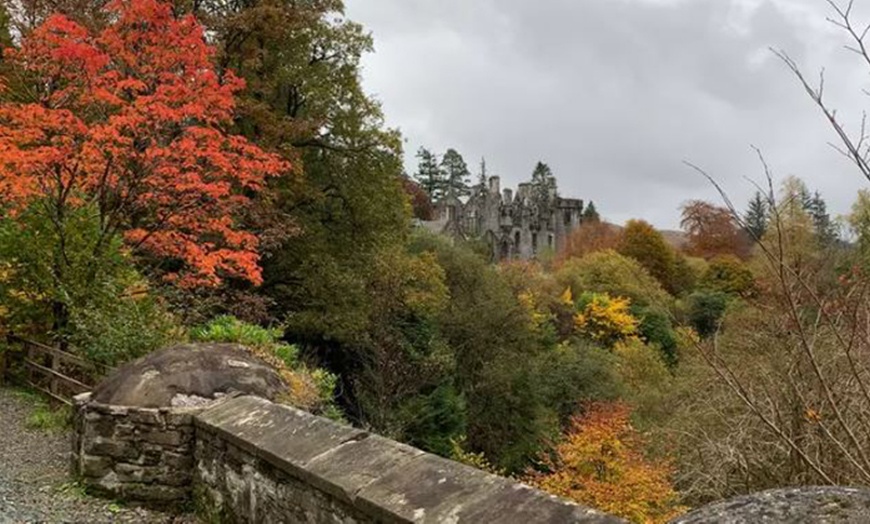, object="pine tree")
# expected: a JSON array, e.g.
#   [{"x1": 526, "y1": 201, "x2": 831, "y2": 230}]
[
  {"x1": 744, "y1": 191, "x2": 768, "y2": 240},
  {"x1": 806, "y1": 191, "x2": 838, "y2": 245},
  {"x1": 440, "y1": 148, "x2": 471, "y2": 197},
  {"x1": 583, "y1": 201, "x2": 600, "y2": 222},
  {"x1": 414, "y1": 147, "x2": 446, "y2": 200},
  {"x1": 531, "y1": 161, "x2": 556, "y2": 204}
]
